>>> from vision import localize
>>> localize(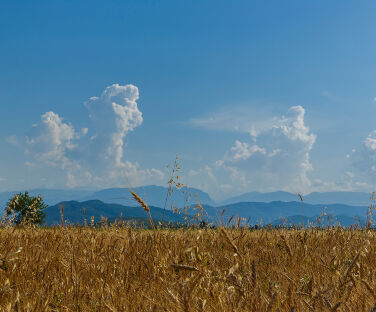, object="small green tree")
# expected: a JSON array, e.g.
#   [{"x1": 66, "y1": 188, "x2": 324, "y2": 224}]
[{"x1": 4, "y1": 192, "x2": 47, "y2": 226}]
